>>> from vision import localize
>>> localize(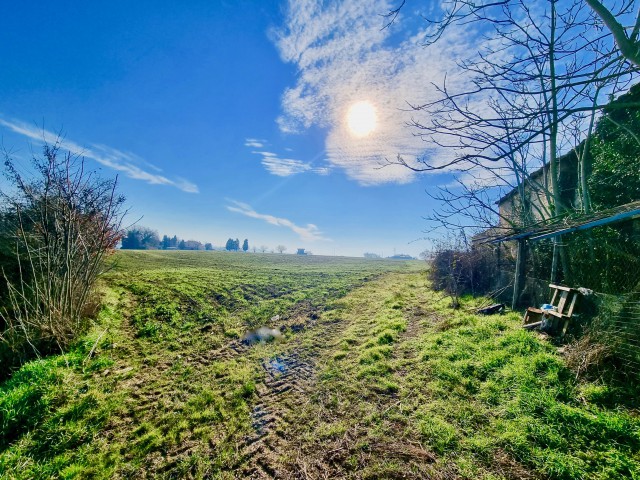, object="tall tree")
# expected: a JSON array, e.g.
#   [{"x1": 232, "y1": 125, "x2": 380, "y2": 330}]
[
  {"x1": 389, "y1": 0, "x2": 635, "y2": 227},
  {"x1": 385, "y1": 0, "x2": 638, "y2": 291},
  {"x1": 242, "y1": 239, "x2": 249, "y2": 252}
]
